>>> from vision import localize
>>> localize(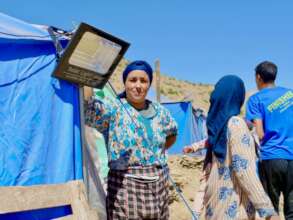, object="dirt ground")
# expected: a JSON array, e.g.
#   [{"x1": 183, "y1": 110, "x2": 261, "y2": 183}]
[
  {"x1": 167, "y1": 155, "x2": 285, "y2": 220},
  {"x1": 168, "y1": 155, "x2": 203, "y2": 220}
]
